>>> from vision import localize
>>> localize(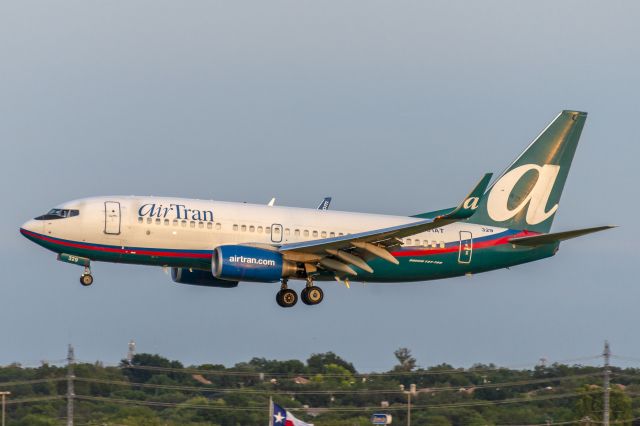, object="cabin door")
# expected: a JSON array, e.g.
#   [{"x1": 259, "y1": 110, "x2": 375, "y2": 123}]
[
  {"x1": 104, "y1": 201, "x2": 121, "y2": 235},
  {"x1": 458, "y1": 231, "x2": 473, "y2": 264}
]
